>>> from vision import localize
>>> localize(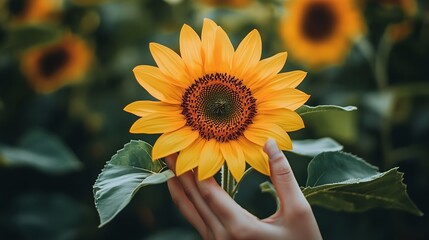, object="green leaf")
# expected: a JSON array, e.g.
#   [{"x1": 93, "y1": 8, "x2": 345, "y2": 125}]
[
  {"x1": 304, "y1": 109, "x2": 358, "y2": 144},
  {"x1": 4, "y1": 24, "x2": 62, "y2": 52},
  {"x1": 303, "y1": 152, "x2": 423, "y2": 216},
  {"x1": 93, "y1": 140, "x2": 174, "y2": 227},
  {"x1": 0, "y1": 129, "x2": 82, "y2": 174},
  {"x1": 260, "y1": 181, "x2": 280, "y2": 210},
  {"x1": 306, "y1": 152, "x2": 379, "y2": 186},
  {"x1": 297, "y1": 105, "x2": 357, "y2": 116},
  {"x1": 291, "y1": 137, "x2": 343, "y2": 157}
]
